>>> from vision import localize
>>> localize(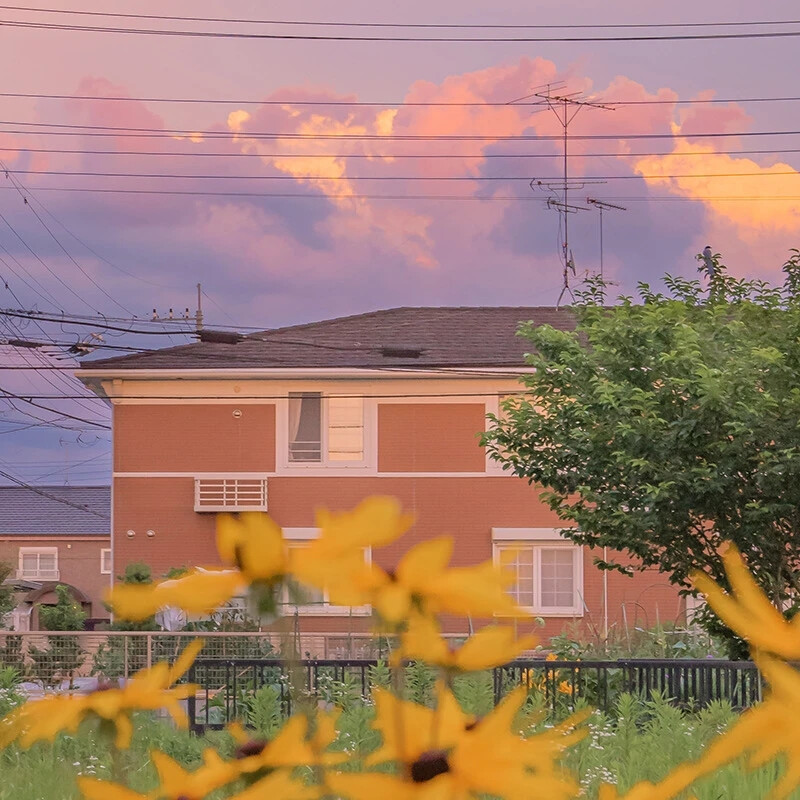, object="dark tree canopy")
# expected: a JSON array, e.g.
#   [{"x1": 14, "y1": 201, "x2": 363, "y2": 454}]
[{"x1": 483, "y1": 252, "x2": 800, "y2": 652}]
